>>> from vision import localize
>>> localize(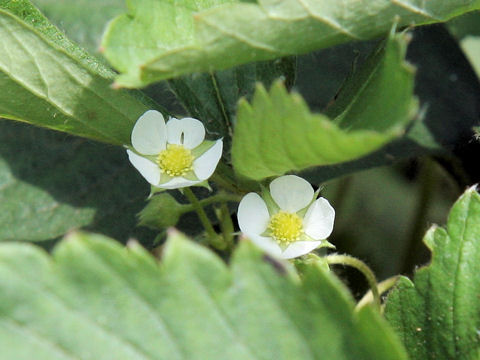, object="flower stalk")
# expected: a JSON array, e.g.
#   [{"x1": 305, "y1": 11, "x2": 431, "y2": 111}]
[
  {"x1": 216, "y1": 201, "x2": 235, "y2": 250},
  {"x1": 325, "y1": 254, "x2": 381, "y2": 311},
  {"x1": 183, "y1": 188, "x2": 222, "y2": 248}
]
